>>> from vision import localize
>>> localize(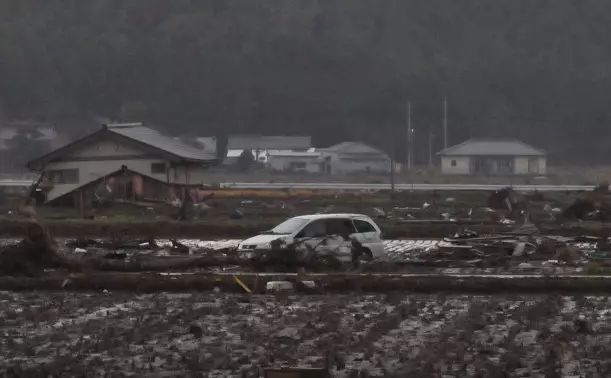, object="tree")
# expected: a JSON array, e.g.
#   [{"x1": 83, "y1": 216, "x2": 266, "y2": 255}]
[{"x1": 237, "y1": 149, "x2": 254, "y2": 172}]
